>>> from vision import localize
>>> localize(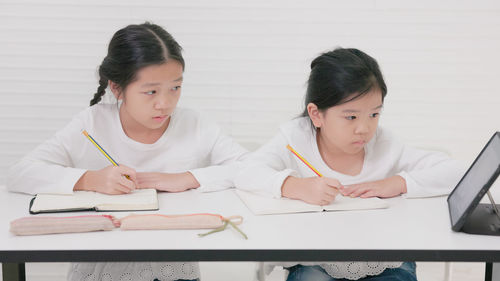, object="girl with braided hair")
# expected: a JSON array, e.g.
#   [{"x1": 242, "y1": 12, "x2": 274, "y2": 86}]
[{"x1": 8, "y1": 22, "x2": 247, "y2": 281}]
